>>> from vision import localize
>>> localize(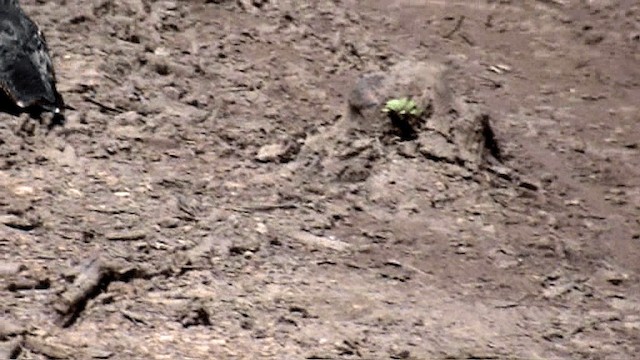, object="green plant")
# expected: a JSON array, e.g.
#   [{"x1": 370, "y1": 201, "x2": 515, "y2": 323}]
[{"x1": 382, "y1": 97, "x2": 422, "y2": 117}]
